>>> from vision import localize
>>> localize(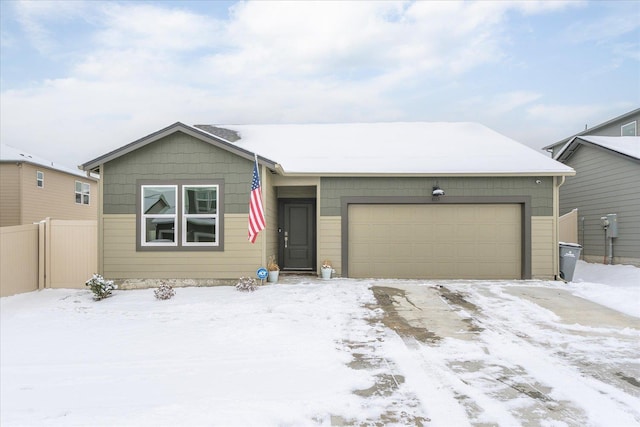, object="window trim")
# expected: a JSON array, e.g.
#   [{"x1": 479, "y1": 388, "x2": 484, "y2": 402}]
[
  {"x1": 36, "y1": 170, "x2": 44, "y2": 188},
  {"x1": 141, "y1": 184, "x2": 178, "y2": 248},
  {"x1": 182, "y1": 185, "x2": 219, "y2": 247},
  {"x1": 136, "y1": 179, "x2": 224, "y2": 252},
  {"x1": 75, "y1": 180, "x2": 91, "y2": 205},
  {"x1": 621, "y1": 120, "x2": 637, "y2": 136}
]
